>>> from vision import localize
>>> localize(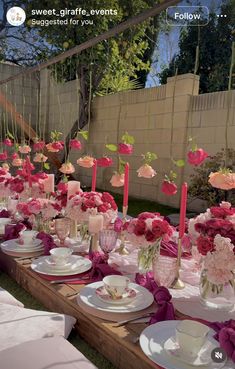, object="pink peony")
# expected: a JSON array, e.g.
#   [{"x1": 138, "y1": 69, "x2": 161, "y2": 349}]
[
  {"x1": 0, "y1": 151, "x2": 8, "y2": 161},
  {"x1": 137, "y1": 164, "x2": 156, "y2": 178},
  {"x1": 33, "y1": 141, "x2": 45, "y2": 151},
  {"x1": 161, "y1": 180, "x2": 177, "y2": 195},
  {"x1": 19, "y1": 145, "x2": 31, "y2": 154},
  {"x1": 187, "y1": 148, "x2": 208, "y2": 166},
  {"x1": 97, "y1": 157, "x2": 113, "y2": 167},
  {"x1": 69, "y1": 139, "x2": 82, "y2": 150},
  {"x1": 33, "y1": 153, "x2": 48, "y2": 163},
  {"x1": 77, "y1": 156, "x2": 94, "y2": 168},
  {"x1": 110, "y1": 173, "x2": 124, "y2": 187},
  {"x1": 3, "y1": 138, "x2": 13, "y2": 147},
  {"x1": 59, "y1": 162, "x2": 75, "y2": 174},
  {"x1": 209, "y1": 171, "x2": 235, "y2": 190},
  {"x1": 118, "y1": 143, "x2": 133, "y2": 155}
]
